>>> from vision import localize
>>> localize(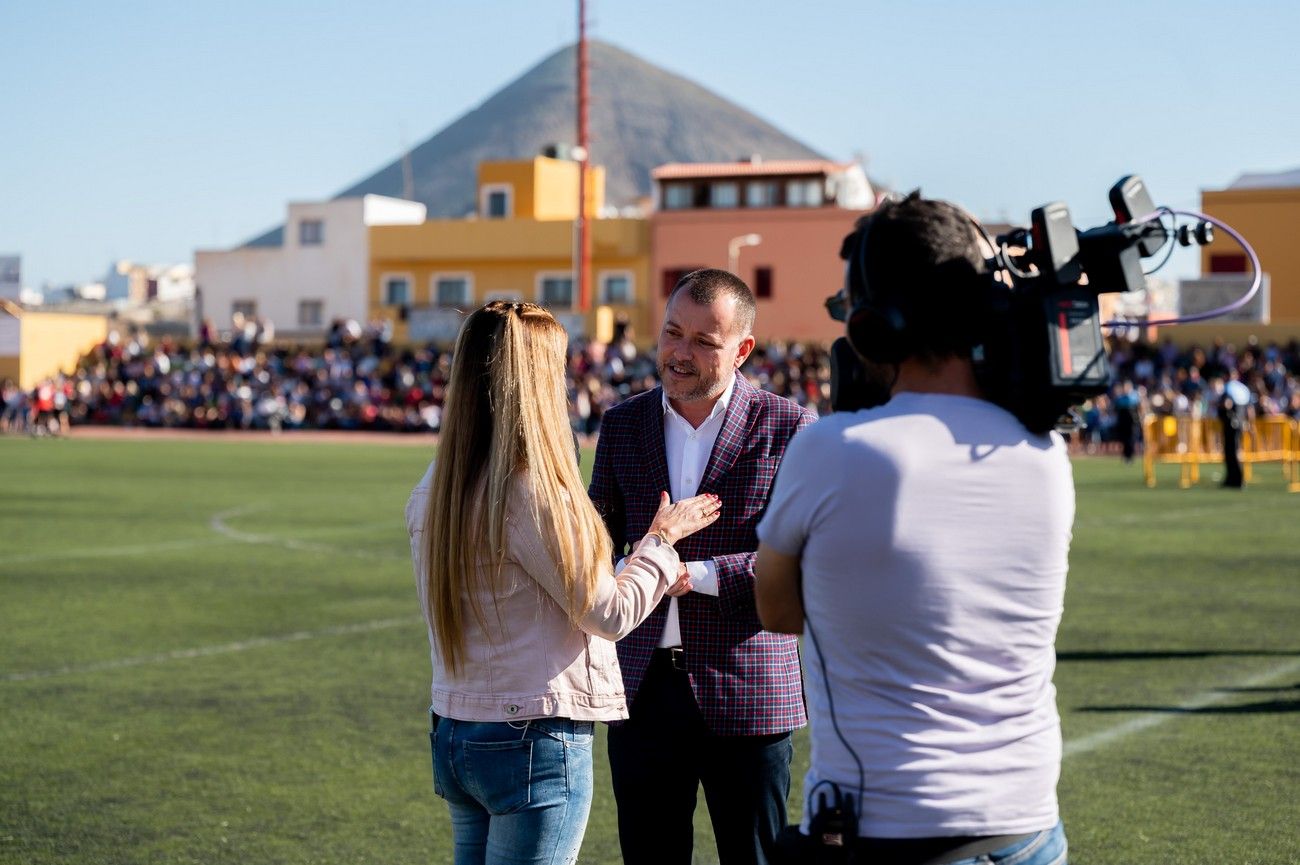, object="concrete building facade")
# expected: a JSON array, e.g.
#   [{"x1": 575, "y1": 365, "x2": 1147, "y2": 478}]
[
  {"x1": 1169, "y1": 169, "x2": 1300, "y2": 346},
  {"x1": 195, "y1": 195, "x2": 426, "y2": 339},
  {"x1": 649, "y1": 159, "x2": 874, "y2": 343},
  {"x1": 0, "y1": 302, "x2": 109, "y2": 388},
  {"x1": 368, "y1": 157, "x2": 645, "y2": 344},
  {"x1": 103, "y1": 260, "x2": 196, "y2": 304}
]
